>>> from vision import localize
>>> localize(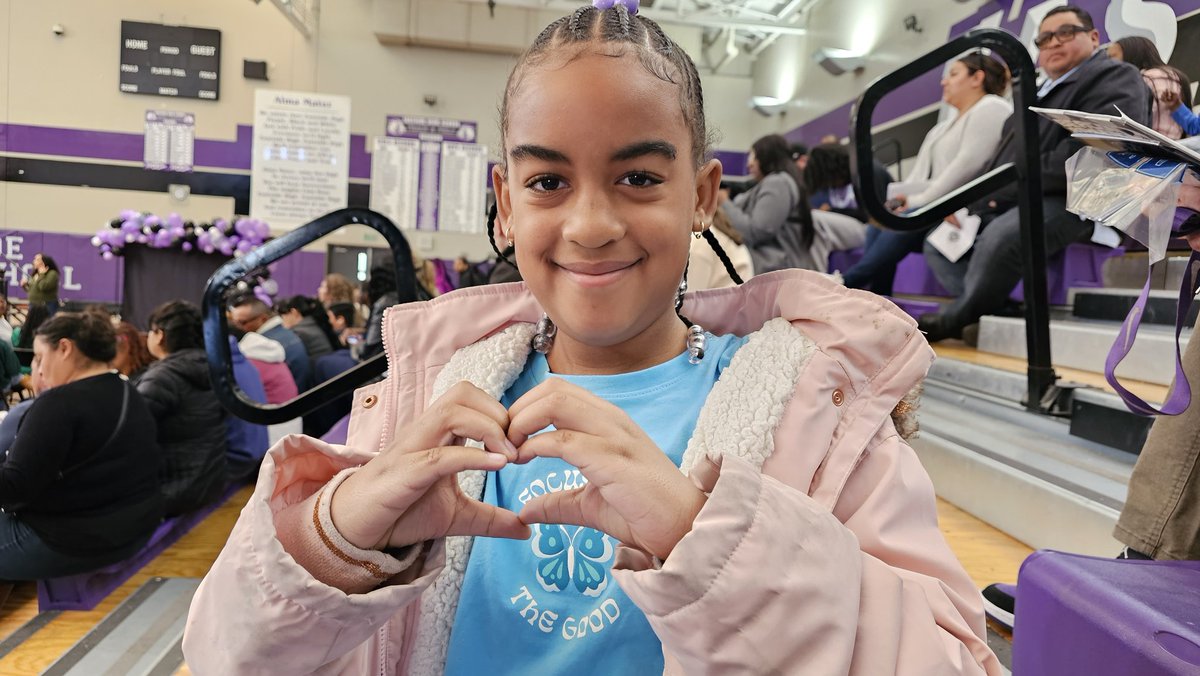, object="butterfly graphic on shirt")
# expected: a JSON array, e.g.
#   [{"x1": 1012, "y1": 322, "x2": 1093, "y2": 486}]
[{"x1": 531, "y1": 524, "x2": 614, "y2": 597}]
